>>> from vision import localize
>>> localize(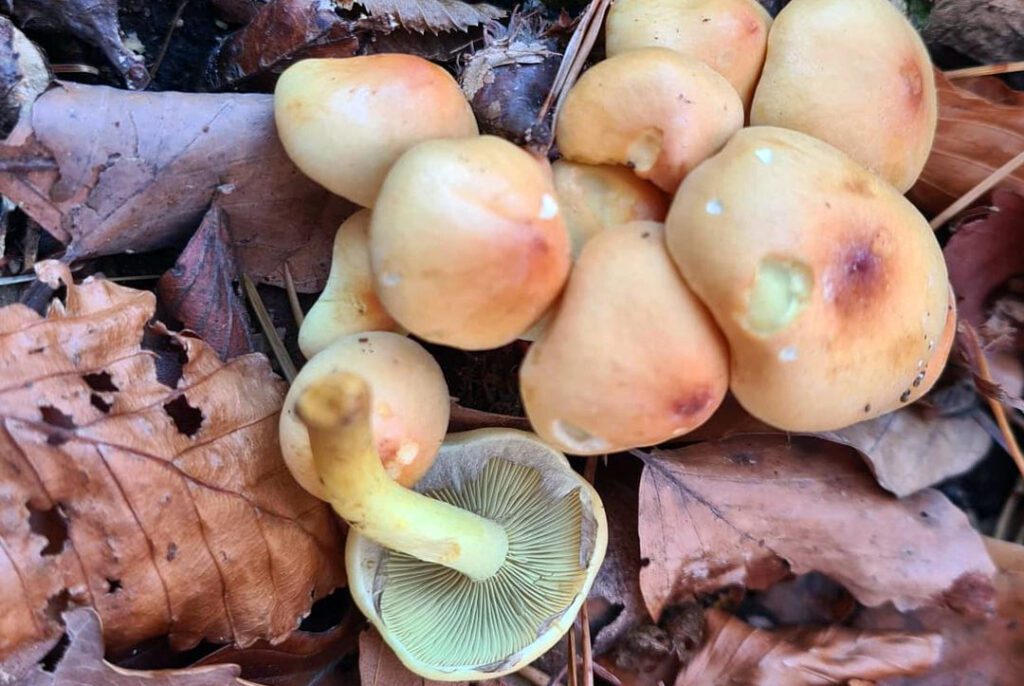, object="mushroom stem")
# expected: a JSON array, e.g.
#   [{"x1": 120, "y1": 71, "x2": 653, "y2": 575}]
[{"x1": 295, "y1": 372, "x2": 510, "y2": 581}]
